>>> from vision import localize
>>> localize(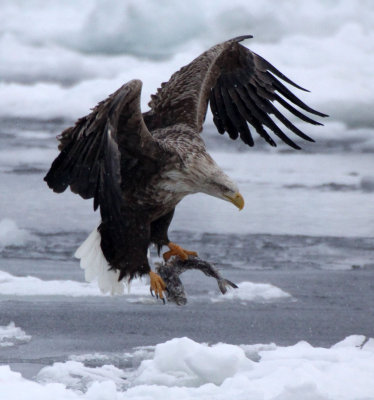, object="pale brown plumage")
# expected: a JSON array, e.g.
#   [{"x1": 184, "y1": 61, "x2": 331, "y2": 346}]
[{"x1": 44, "y1": 35, "x2": 327, "y2": 292}]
